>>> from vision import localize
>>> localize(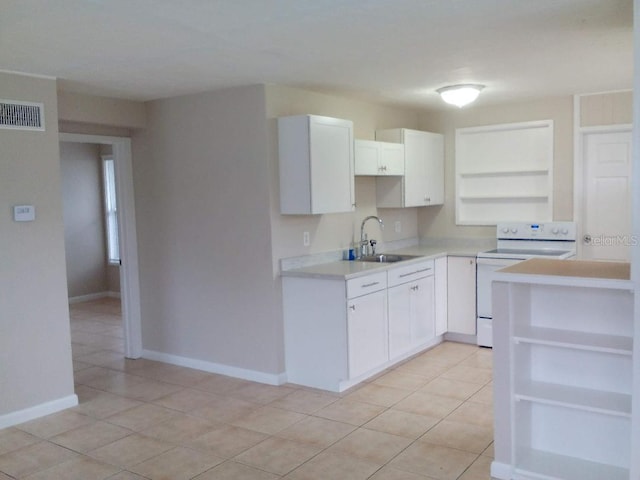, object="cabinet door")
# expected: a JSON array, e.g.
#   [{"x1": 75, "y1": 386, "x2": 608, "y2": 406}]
[
  {"x1": 388, "y1": 283, "x2": 412, "y2": 359},
  {"x1": 279, "y1": 115, "x2": 354, "y2": 214},
  {"x1": 310, "y1": 116, "x2": 355, "y2": 213},
  {"x1": 423, "y1": 131, "x2": 444, "y2": 205},
  {"x1": 403, "y1": 129, "x2": 429, "y2": 207},
  {"x1": 347, "y1": 289, "x2": 388, "y2": 379},
  {"x1": 354, "y1": 139, "x2": 380, "y2": 175},
  {"x1": 434, "y1": 257, "x2": 448, "y2": 336},
  {"x1": 388, "y1": 275, "x2": 435, "y2": 359},
  {"x1": 412, "y1": 275, "x2": 435, "y2": 345},
  {"x1": 379, "y1": 142, "x2": 404, "y2": 175},
  {"x1": 447, "y1": 256, "x2": 477, "y2": 335}
]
